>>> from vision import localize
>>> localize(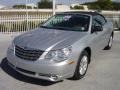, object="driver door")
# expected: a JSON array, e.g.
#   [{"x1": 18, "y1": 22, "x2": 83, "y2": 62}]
[{"x1": 90, "y1": 18, "x2": 106, "y2": 51}]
